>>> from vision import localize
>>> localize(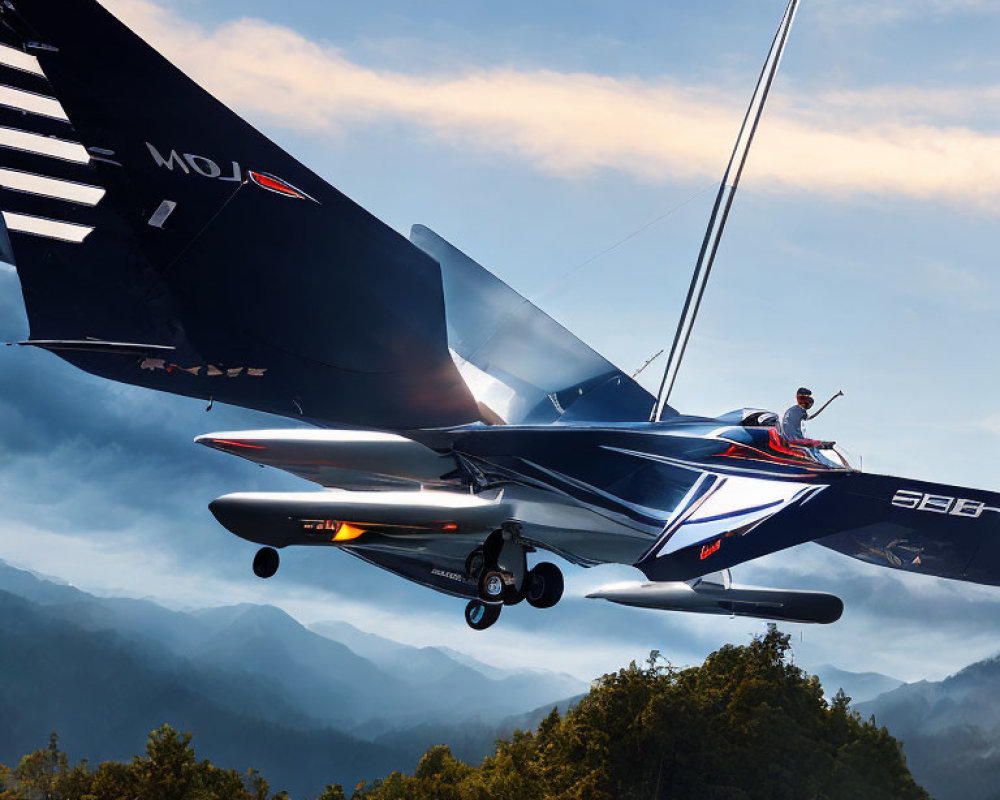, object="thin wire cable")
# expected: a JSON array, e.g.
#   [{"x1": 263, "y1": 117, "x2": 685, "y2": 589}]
[
  {"x1": 531, "y1": 182, "x2": 716, "y2": 307},
  {"x1": 462, "y1": 181, "x2": 716, "y2": 367},
  {"x1": 651, "y1": 0, "x2": 800, "y2": 421}
]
